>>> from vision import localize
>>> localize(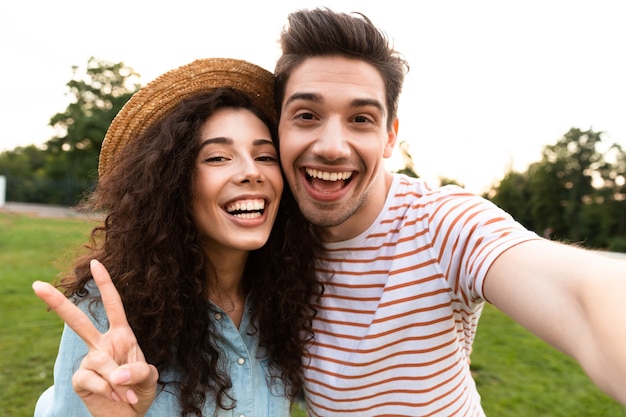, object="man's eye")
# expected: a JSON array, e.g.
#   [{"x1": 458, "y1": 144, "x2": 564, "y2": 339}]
[
  {"x1": 354, "y1": 115, "x2": 370, "y2": 123},
  {"x1": 296, "y1": 112, "x2": 315, "y2": 120}
]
